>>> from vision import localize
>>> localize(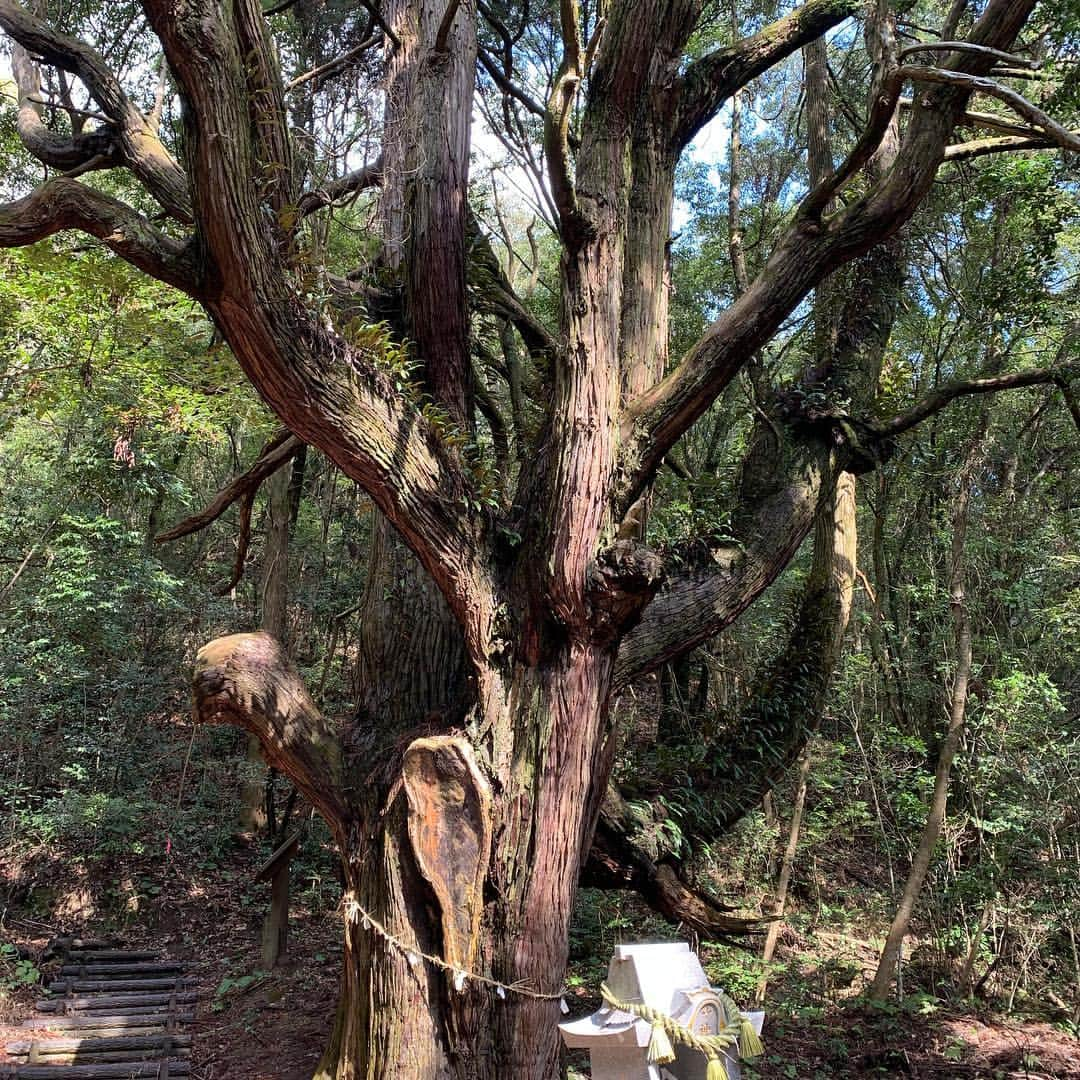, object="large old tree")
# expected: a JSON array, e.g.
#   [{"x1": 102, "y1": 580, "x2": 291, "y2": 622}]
[{"x1": 2, "y1": 0, "x2": 1078, "y2": 1075}]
